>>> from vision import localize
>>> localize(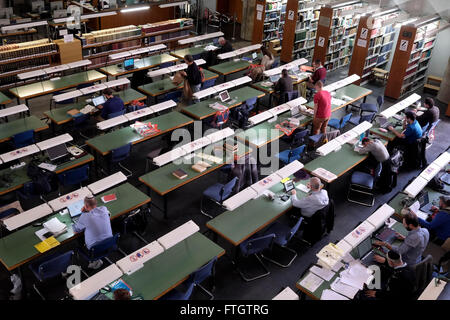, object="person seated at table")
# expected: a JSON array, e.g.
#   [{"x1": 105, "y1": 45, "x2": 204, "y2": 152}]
[
  {"x1": 248, "y1": 47, "x2": 274, "y2": 82},
  {"x1": 217, "y1": 37, "x2": 233, "y2": 55},
  {"x1": 373, "y1": 211, "x2": 429, "y2": 267},
  {"x1": 73, "y1": 196, "x2": 113, "y2": 269},
  {"x1": 311, "y1": 80, "x2": 331, "y2": 136},
  {"x1": 357, "y1": 137, "x2": 390, "y2": 169},
  {"x1": 387, "y1": 111, "x2": 422, "y2": 152},
  {"x1": 363, "y1": 250, "x2": 416, "y2": 300},
  {"x1": 307, "y1": 59, "x2": 327, "y2": 89},
  {"x1": 96, "y1": 88, "x2": 125, "y2": 121},
  {"x1": 418, "y1": 195, "x2": 450, "y2": 245},
  {"x1": 289, "y1": 177, "x2": 329, "y2": 217},
  {"x1": 416, "y1": 97, "x2": 439, "y2": 129},
  {"x1": 274, "y1": 69, "x2": 293, "y2": 105}
]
